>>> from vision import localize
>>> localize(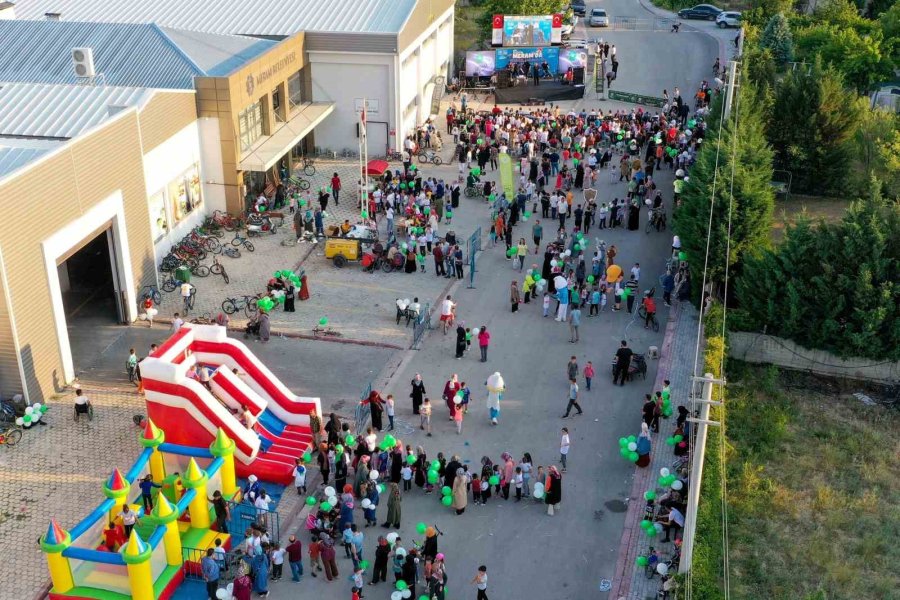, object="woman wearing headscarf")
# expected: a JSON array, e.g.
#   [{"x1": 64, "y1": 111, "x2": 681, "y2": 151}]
[
  {"x1": 363, "y1": 481, "x2": 379, "y2": 526},
  {"x1": 544, "y1": 465, "x2": 562, "y2": 516},
  {"x1": 370, "y1": 535, "x2": 391, "y2": 585},
  {"x1": 363, "y1": 390, "x2": 385, "y2": 431},
  {"x1": 383, "y1": 482, "x2": 402, "y2": 528},
  {"x1": 442, "y1": 374, "x2": 461, "y2": 420},
  {"x1": 324, "y1": 413, "x2": 341, "y2": 445},
  {"x1": 354, "y1": 455, "x2": 370, "y2": 498},
  {"x1": 251, "y1": 546, "x2": 270, "y2": 595},
  {"x1": 410, "y1": 374, "x2": 426, "y2": 415},
  {"x1": 319, "y1": 533, "x2": 339, "y2": 581},
  {"x1": 636, "y1": 422, "x2": 652, "y2": 468},
  {"x1": 451, "y1": 468, "x2": 468, "y2": 515},
  {"x1": 455, "y1": 322, "x2": 467, "y2": 359},
  {"x1": 390, "y1": 446, "x2": 403, "y2": 483},
  {"x1": 414, "y1": 447, "x2": 428, "y2": 489},
  {"x1": 231, "y1": 566, "x2": 252, "y2": 600},
  {"x1": 402, "y1": 550, "x2": 419, "y2": 597},
  {"x1": 510, "y1": 280, "x2": 520, "y2": 313}
]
